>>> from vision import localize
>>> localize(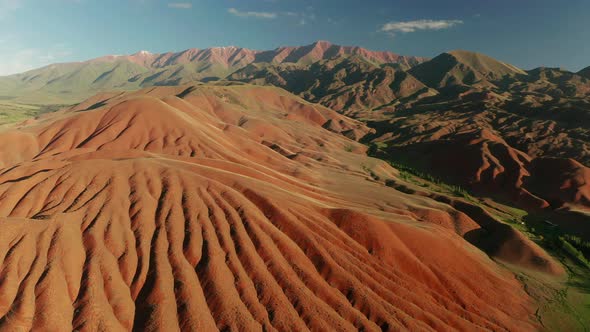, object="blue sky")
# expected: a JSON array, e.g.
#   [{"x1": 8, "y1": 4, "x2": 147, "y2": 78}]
[{"x1": 0, "y1": 0, "x2": 589, "y2": 75}]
